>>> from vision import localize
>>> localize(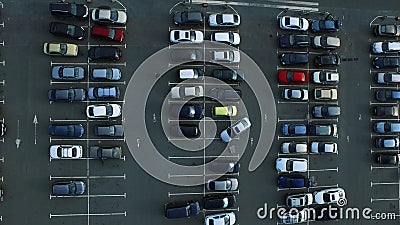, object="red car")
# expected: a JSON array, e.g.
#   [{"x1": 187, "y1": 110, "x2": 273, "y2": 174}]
[
  {"x1": 91, "y1": 26, "x2": 124, "y2": 42},
  {"x1": 278, "y1": 70, "x2": 309, "y2": 83}
]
